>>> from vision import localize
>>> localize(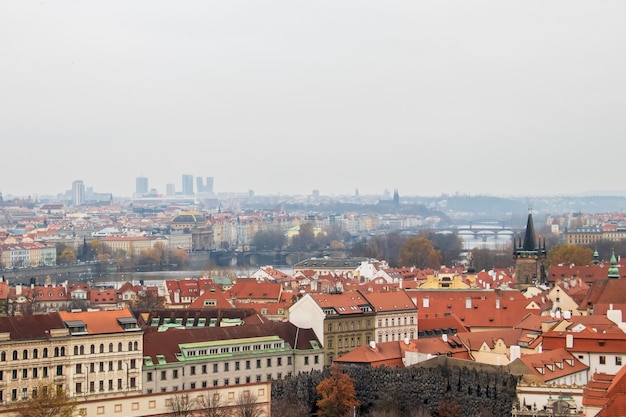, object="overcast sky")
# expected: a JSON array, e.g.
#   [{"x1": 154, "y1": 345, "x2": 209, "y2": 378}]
[{"x1": 2, "y1": 1, "x2": 626, "y2": 198}]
